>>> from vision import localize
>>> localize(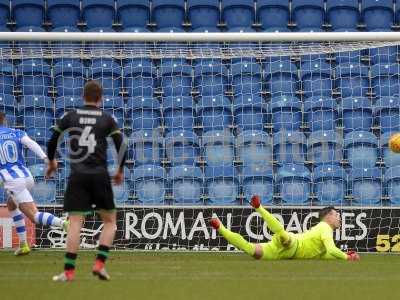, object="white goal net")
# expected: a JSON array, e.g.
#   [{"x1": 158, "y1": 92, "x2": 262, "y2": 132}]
[{"x1": 0, "y1": 32, "x2": 400, "y2": 253}]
